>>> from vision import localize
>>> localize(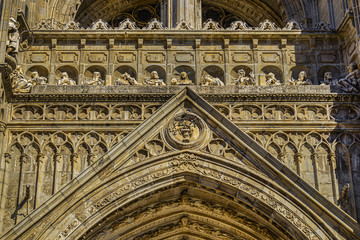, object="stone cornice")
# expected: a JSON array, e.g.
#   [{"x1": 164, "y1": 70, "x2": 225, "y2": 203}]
[
  {"x1": 32, "y1": 30, "x2": 337, "y2": 39},
  {"x1": 9, "y1": 92, "x2": 360, "y2": 103}
]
